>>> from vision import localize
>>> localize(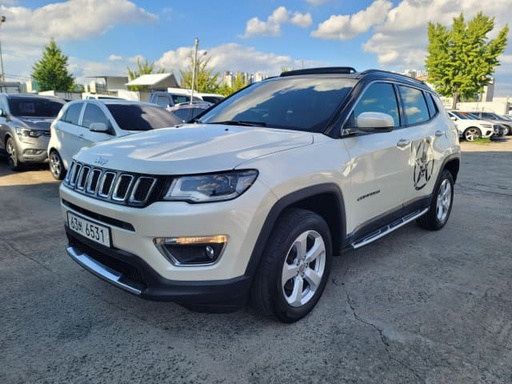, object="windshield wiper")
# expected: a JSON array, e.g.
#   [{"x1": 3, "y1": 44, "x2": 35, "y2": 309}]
[{"x1": 209, "y1": 120, "x2": 267, "y2": 127}]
